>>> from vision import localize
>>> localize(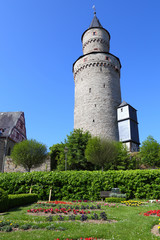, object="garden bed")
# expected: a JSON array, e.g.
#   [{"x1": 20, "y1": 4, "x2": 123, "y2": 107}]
[{"x1": 0, "y1": 199, "x2": 160, "y2": 239}]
